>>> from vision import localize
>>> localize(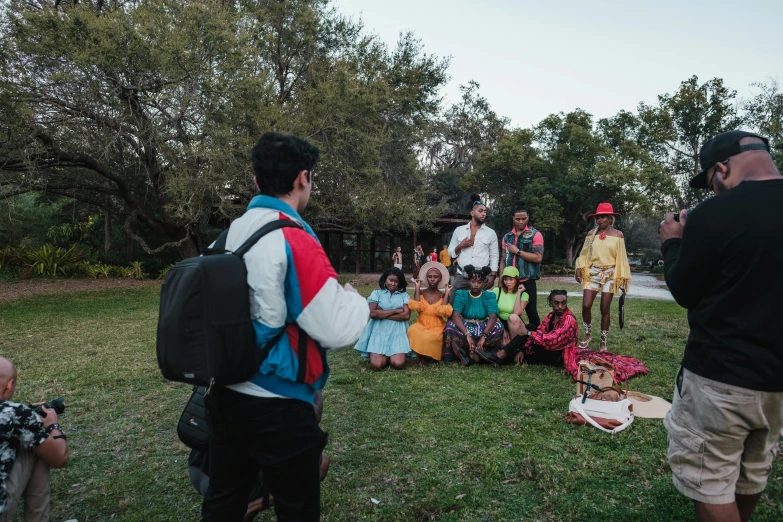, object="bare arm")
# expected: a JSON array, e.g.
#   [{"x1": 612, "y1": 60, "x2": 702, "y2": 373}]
[
  {"x1": 32, "y1": 407, "x2": 68, "y2": 468},
  {"x1": 386, "y1": 304, "x2": 411, "y2": 321}
]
